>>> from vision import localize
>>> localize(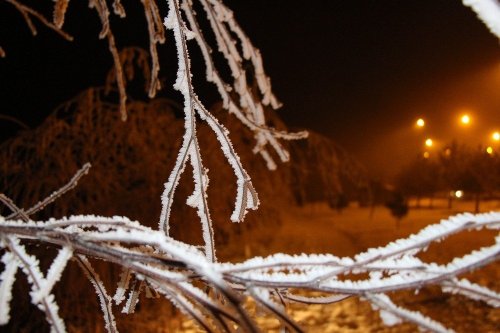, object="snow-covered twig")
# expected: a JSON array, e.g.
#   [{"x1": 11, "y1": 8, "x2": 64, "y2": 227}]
[
  {"x1": 6, "y1": 163, "x2": 91, "y2": 220},
  {"x1": 1, "y1": 212, "x2": 499, "y2": 331},
  {"x1": 140, "y1": 0, "x2": 165, "y2": 97},
  {"x1": 463, "y1": 0, "x2": 500, "y2": 38},
  {"x1": 441, "y1": 278, "x2": 500, "y2": 307},
  {"x1": 89, "y1": 0, "x2": 128, "y2": 121},
  {"x1": 366, "y1": 293, "x2": 453, "y2": 333},
  {"x1": 2, "y1": 1, "x2": 500, "y2": 332},
  {"x1": 4, "y1": 0, "x2": 74, "y2": 41},
  {"x1": 76, "y1": 255, "x2": 118, "y2": 333}
]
